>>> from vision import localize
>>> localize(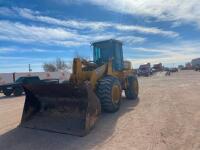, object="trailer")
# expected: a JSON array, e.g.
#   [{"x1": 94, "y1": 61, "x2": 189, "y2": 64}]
[
  {"x1": 0, "y1": 76, "x2": 59, "y2": 96},
  {"x1": 192, "y1": 58, "x2": 200, "y2": 71},
  {"x1": 153, "y1": 63, "x2": 163, "y2": 72}
]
